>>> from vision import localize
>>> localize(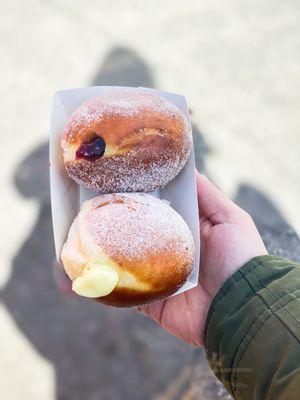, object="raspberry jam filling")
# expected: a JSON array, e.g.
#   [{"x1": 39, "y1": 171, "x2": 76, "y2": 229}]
[{"x1": 76, "y1": 136, "x2": 106, "y2": 161}]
